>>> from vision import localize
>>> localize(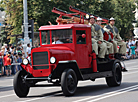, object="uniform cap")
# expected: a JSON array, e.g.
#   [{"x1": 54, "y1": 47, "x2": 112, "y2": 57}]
[
  {"x1": 88, "y1": 15, "x2": 95, "y2": 20},
  {"x1": 89, "y1": 15, "x2": 94, "y2": 19},
  {"x1": 109, "y1": 17, "x2": 115, "y2": 21},
  {"x1": 97, "y1": 17, "x2": 102, "y2": 21}
]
